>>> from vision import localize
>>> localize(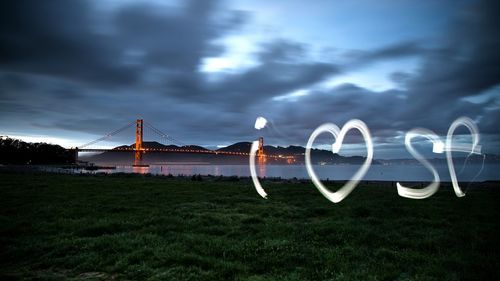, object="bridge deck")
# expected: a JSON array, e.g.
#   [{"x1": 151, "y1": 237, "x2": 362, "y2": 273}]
[{"x1": 75, "y1": 148, "x2": 294, "y2": 159}]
